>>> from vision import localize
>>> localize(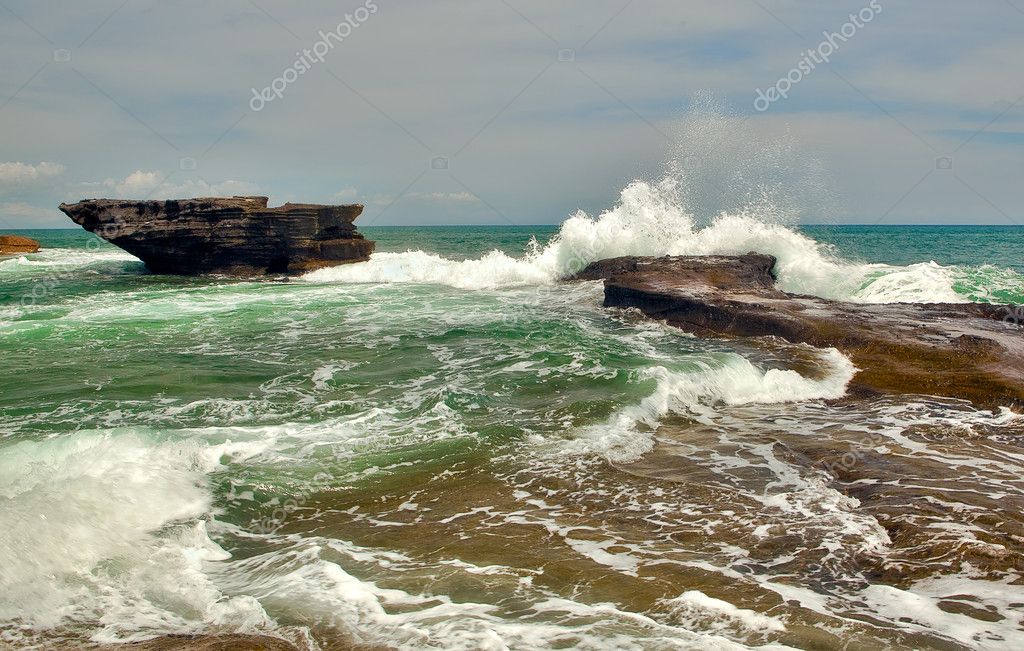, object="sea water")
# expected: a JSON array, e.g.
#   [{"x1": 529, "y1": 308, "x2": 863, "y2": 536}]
[{"x1": 3, "y1": 211, "x2": 1024, "y2": 649}]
